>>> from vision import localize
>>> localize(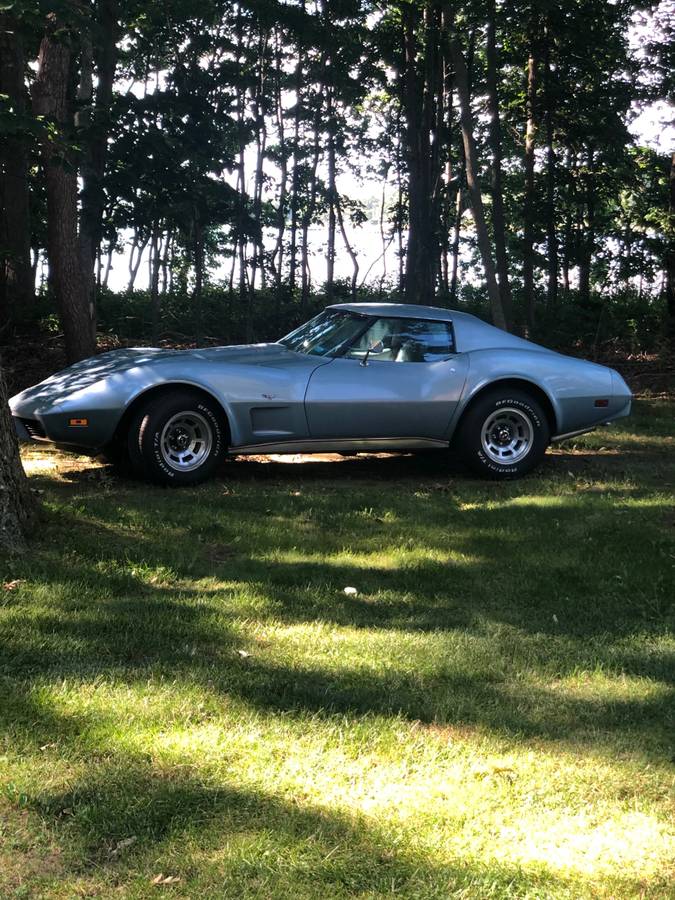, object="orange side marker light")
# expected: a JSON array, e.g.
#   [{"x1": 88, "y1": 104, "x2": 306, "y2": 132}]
[{"x1": 69, "y1": 418, "x2": 89, "y2": 427}]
